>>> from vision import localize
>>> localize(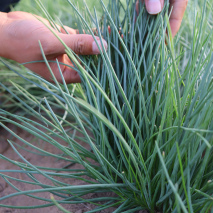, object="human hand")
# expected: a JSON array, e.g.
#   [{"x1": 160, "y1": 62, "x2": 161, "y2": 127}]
[
  {"x1": 137, "y1": 0, "x2": 188, "y2": 37},
  {"x1": 0, "y1": 11, "x2": 107, "y2": 83}
]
